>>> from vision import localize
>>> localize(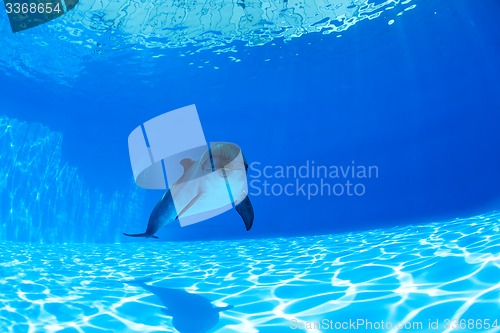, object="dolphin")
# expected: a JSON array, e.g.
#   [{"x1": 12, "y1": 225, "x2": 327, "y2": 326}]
[
  {"x1": 124, "y1": 143, "x2": 254, "y2": 238},
  {"x1": 126, "y1": 277, "x2": 233, "y2": 333}
]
